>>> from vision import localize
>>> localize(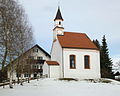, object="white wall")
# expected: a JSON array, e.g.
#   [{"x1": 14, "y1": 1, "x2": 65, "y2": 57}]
[
  {"x1": 43, "y1": 62, "x2": 49, "y2": 77},
  {"x1": 49, "y1": 66, "x2": 60, "y2": 78},
  {"x1": 51, "y1": 39, "x2": 63, "y2": 78},
  {"x1": 43, "y1": 63, "x2": 60, "y2": 78},
  {"x1": 63, "y1": 48, "x2": 101, "y2": 79},
  {"x1": 115, "y1": 76, "x2": 120, "y2": 79},
  {"x1": 31, "y1": 46, "x2": 50, "y2": 60}
]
